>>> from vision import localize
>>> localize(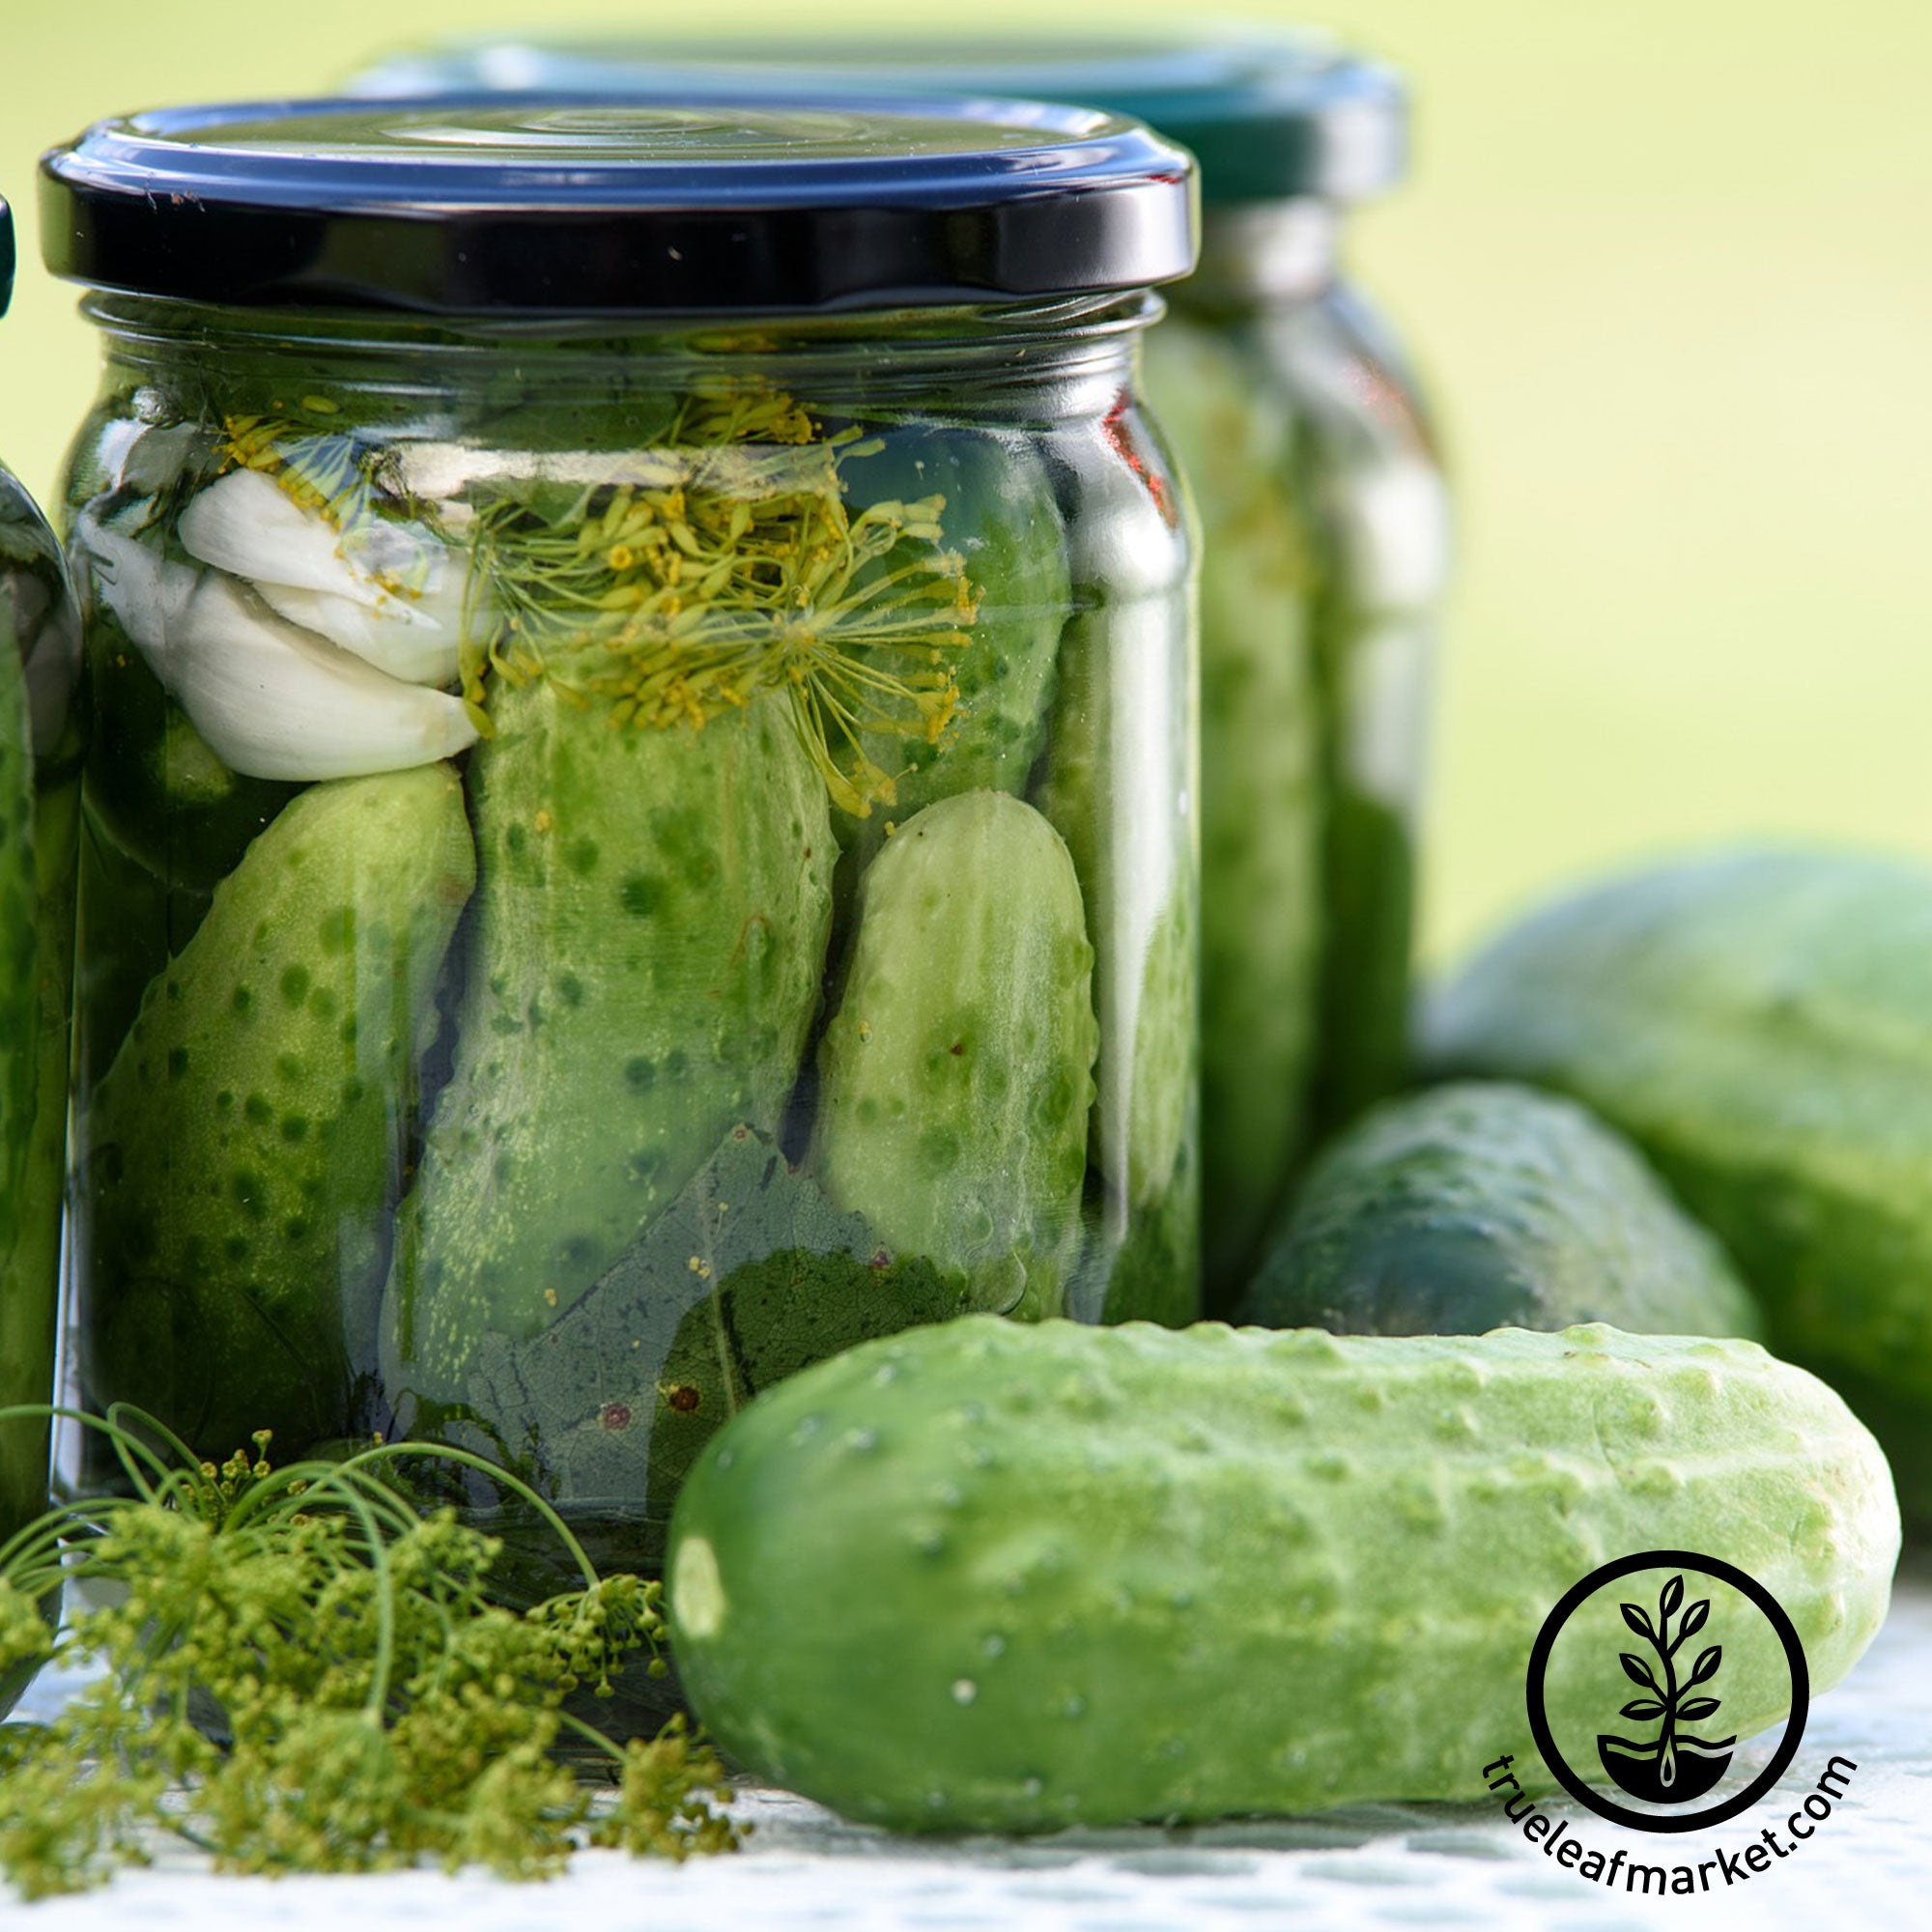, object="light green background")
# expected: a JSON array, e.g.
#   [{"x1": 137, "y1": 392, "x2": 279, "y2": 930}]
[{"x1": 4, "y1": 0, "x2": 1928, "y2": 962}]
